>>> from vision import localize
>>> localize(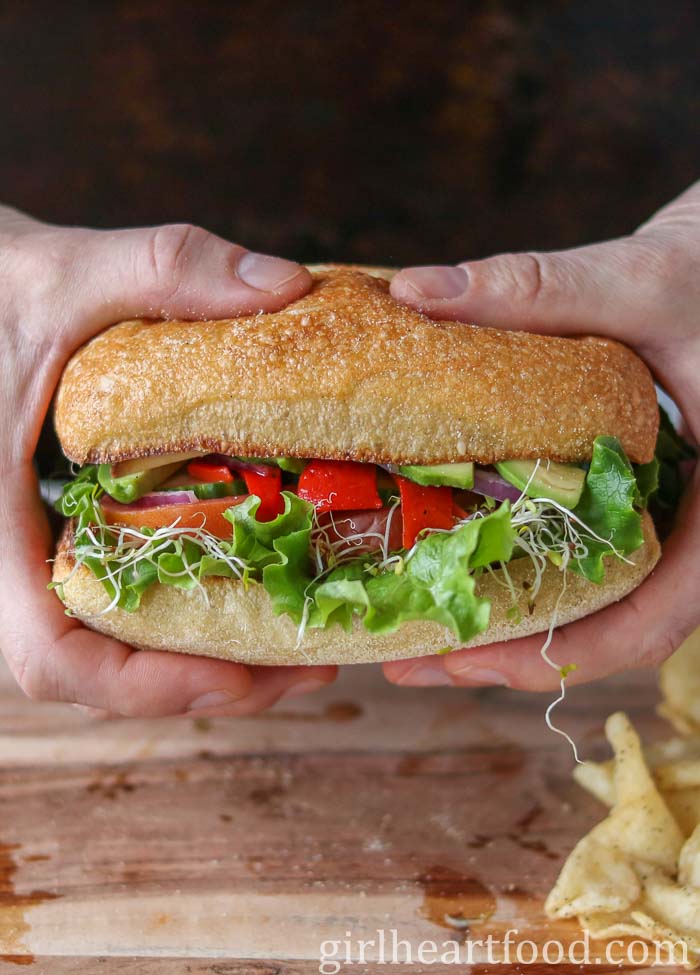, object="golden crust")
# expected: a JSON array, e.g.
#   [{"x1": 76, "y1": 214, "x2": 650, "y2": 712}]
[
  {"x1": 52, "y1": 513, "x2": 660, "y2": 666},
  {"x1": 54, "y1": 265, "x2": 658, "y2": 466}
]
